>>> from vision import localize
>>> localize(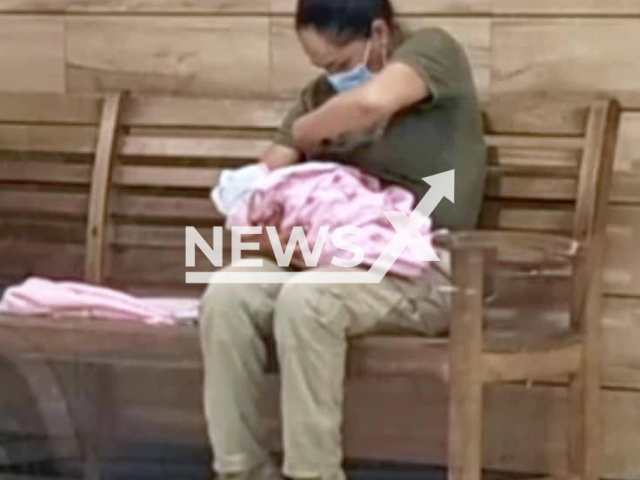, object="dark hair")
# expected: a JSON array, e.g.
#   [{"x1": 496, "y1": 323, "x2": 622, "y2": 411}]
[{"x1": 295, "y1": 0, "x2": 396, "y2": 44}]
